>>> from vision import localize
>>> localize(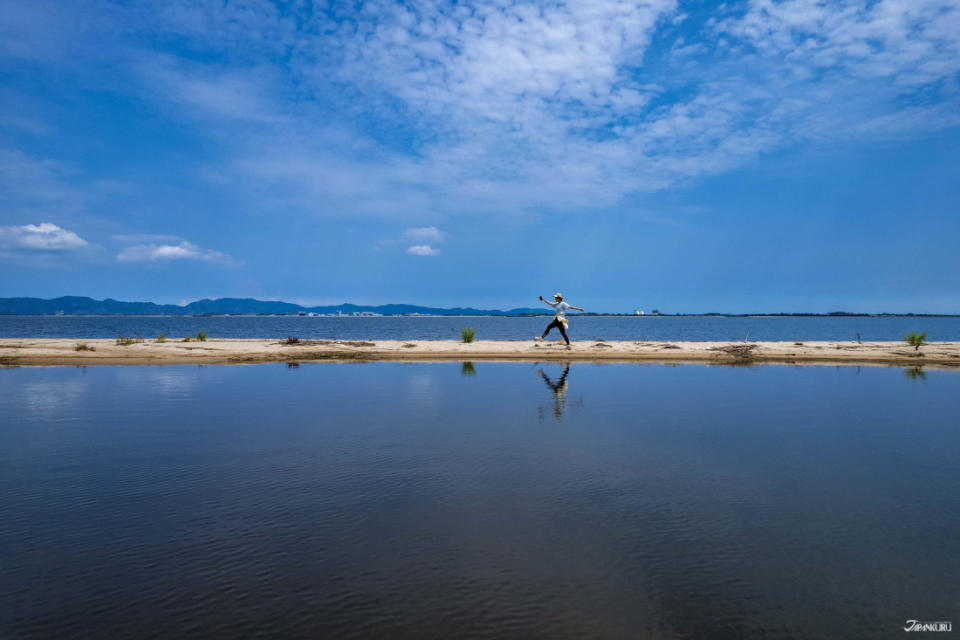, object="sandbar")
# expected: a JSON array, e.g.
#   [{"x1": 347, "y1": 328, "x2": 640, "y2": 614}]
[{"x1": 1, "y1": 338, "x2": 958, "y2": 367}]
